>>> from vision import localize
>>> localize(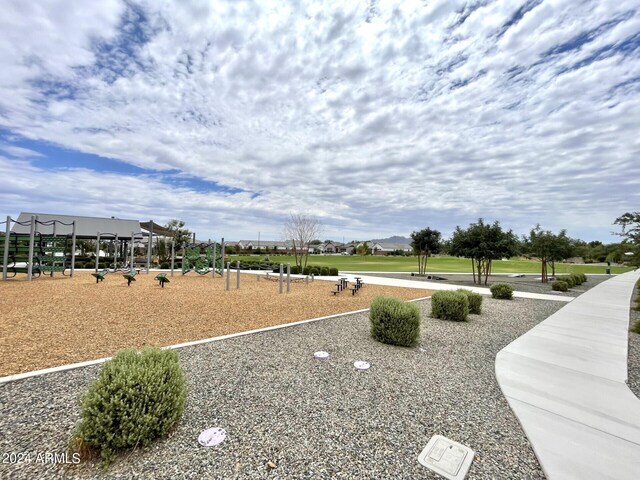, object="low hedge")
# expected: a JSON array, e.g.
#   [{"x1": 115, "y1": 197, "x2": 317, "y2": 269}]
[
  {"x1": 552, "y1": 280, "x2": 568, "y2": 292},
  {"x1": 431, "y1": 290, "x2": 469, "y2": 321},
  {"x1": 370, "y1": 296, "x2": 421, "y2": 346},
  {"x1": 490, "y1": 283, "x2": 513, "y2": 300},
  {"x1": 457, "y1": 289, "x2": 482, "y2": 314}
]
